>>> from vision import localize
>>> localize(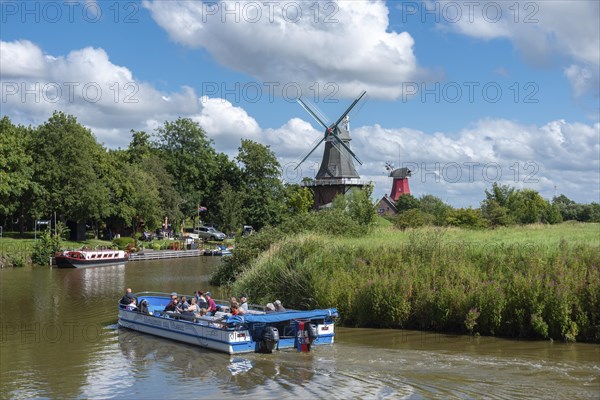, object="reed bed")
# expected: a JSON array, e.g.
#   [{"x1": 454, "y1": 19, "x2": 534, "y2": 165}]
[{"x1": 230, "y1": 223, "x2": 600, "y2": 342}]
